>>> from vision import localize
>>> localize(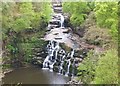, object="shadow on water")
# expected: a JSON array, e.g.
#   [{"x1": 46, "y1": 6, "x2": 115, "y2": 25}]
[{"x1": 2, "y1": 67, "x2": 70, "y2": 84}]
